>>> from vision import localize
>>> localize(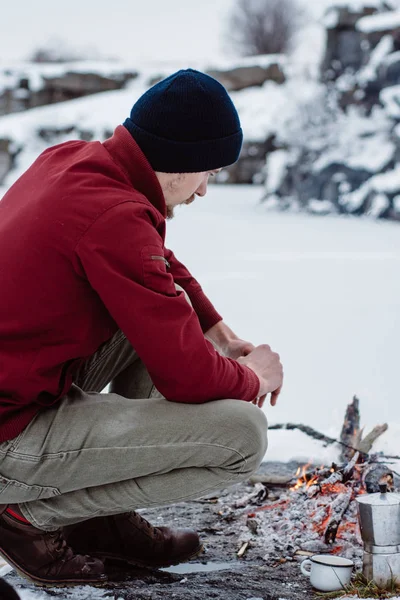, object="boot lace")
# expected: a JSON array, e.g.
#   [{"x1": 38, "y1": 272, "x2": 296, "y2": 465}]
[
  {"x1": 48, "y1": 529, "x2": 74, "y2": 560},
  {"x1": 130, "y1": 512, "x2": 163, "y2": 541}
]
